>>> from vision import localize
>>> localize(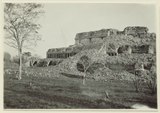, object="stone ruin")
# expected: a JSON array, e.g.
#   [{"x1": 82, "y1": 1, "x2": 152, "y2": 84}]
[
  {"x1": 75, "y1": 29, "x2": 120, "y2": 45},
  {"x1": 75, "y1": 26, "x2": 155, "y2": 46},
  {"x1": 47, "y1": 47, "x2": 77, "y2": 59},
  {"x1": 31, "y1": 26, "x2": 156, "y2": 67},
  {"x1": 46, "y1": 45, "x2": 82, "y2": 59},
  {"x1": 47, "y1": 26, "x2": 155, "y2": 58}
]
